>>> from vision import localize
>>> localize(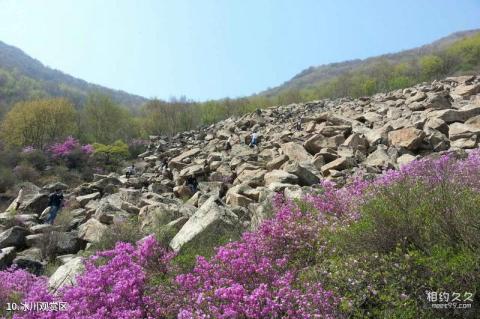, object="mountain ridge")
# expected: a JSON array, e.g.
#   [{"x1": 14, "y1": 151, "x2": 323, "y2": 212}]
[
  {"x1": 263, "y1": 28, "x2": 480, "y2": 96},
  {"x1": 0, "y1": 40, "x2": 147, "y2": 113}
]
